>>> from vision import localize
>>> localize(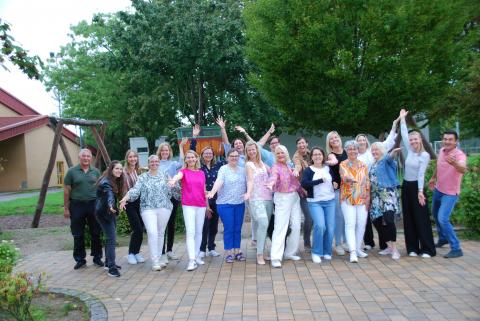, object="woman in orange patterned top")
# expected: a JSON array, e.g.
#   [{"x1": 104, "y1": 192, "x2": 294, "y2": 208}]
[{"x1": 339, "y1": 140, "x2": 370, "y2": 263}]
